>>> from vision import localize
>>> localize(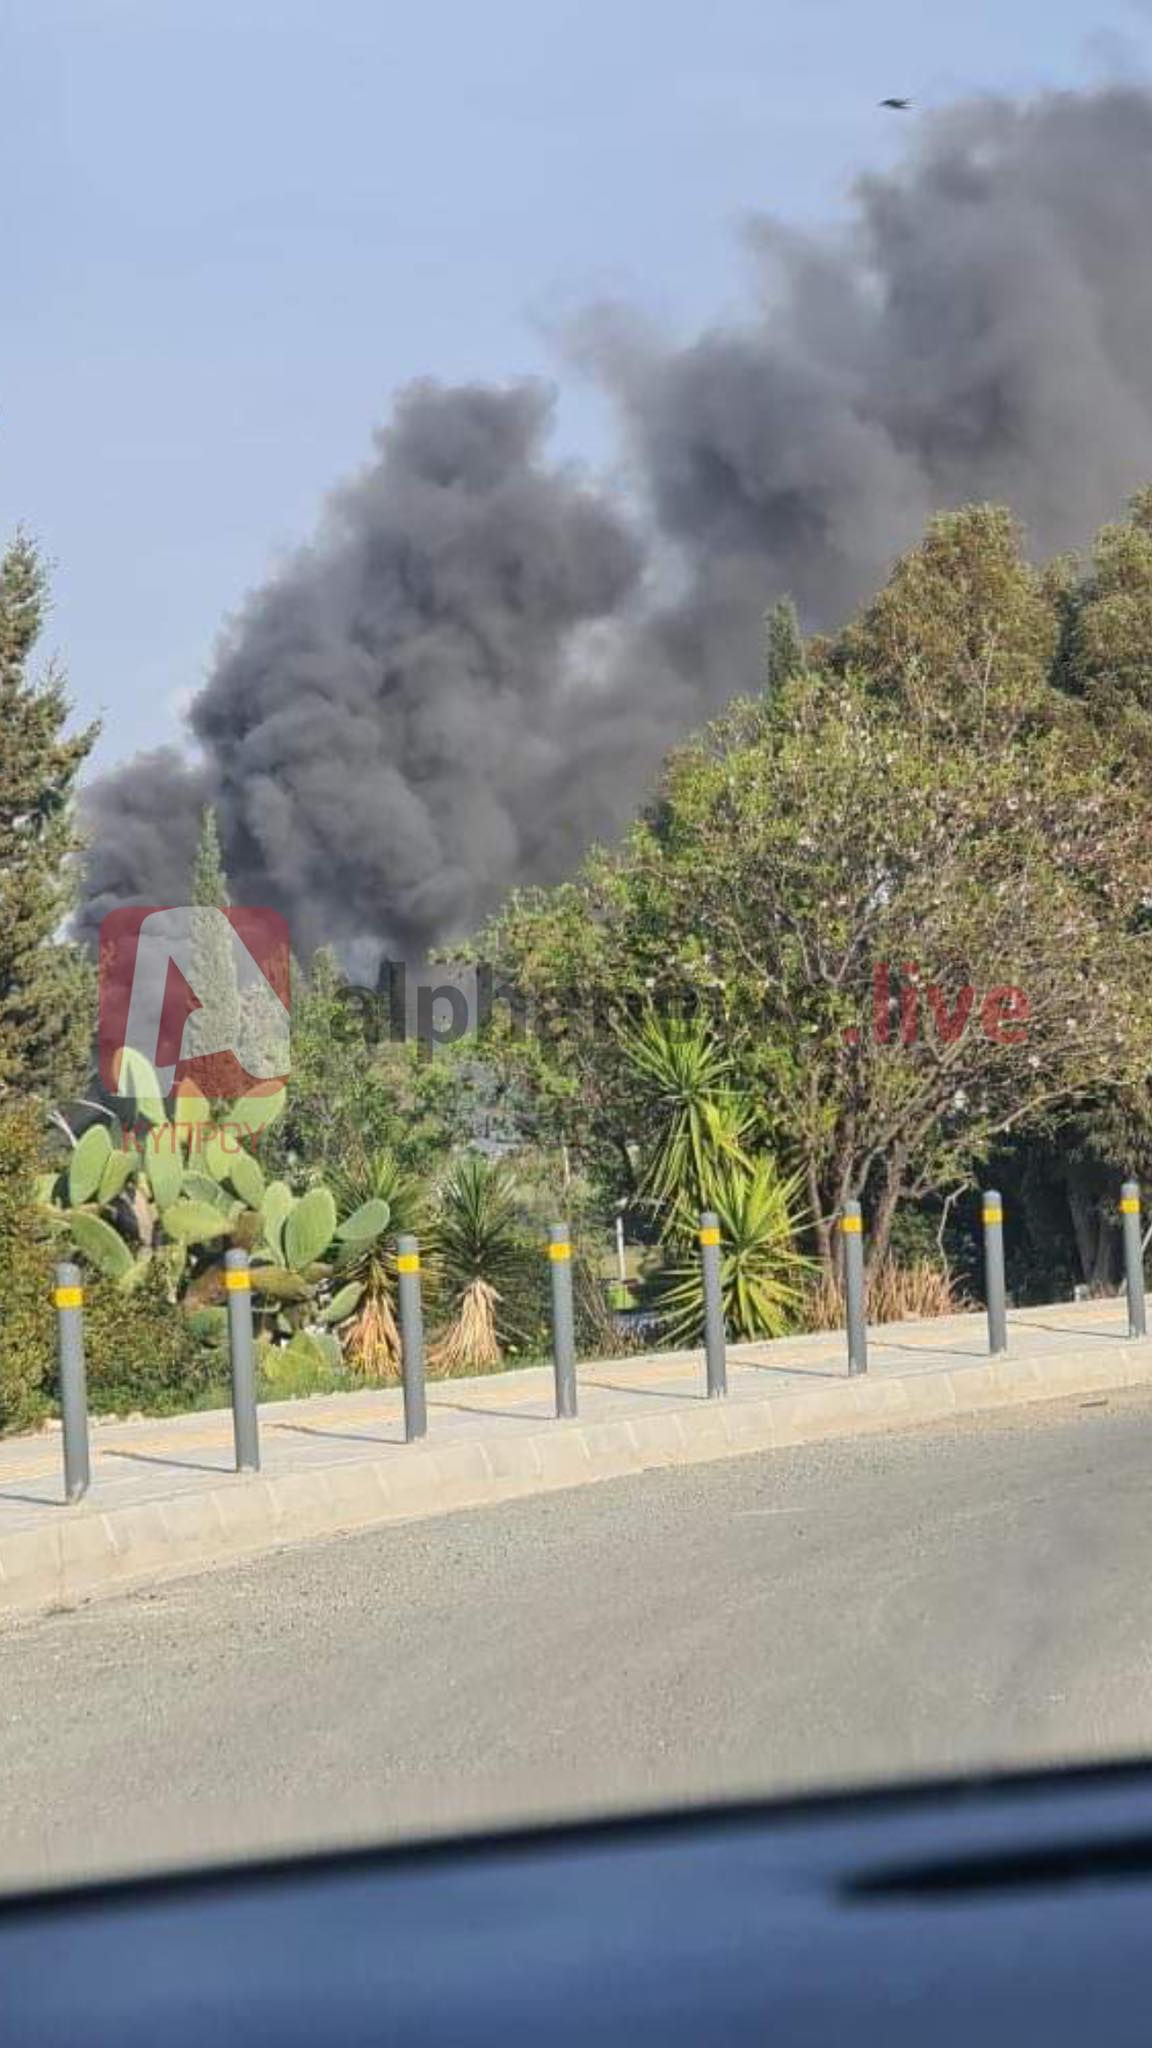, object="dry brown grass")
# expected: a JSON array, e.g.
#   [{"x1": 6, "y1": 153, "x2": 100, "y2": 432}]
[
  {"x1": 344, "y1": 1288, "x2": 402, "y2": 1381},
  {"x1": 427, "y1": 1279, "x2": 505, "y2": 1378},
  {"x1": 799, "y1": 1258, "x2": 969, "y2": 1333},
  {"x1": 574, "y1": 1260, "x2": 655, "y2": 1358}
]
